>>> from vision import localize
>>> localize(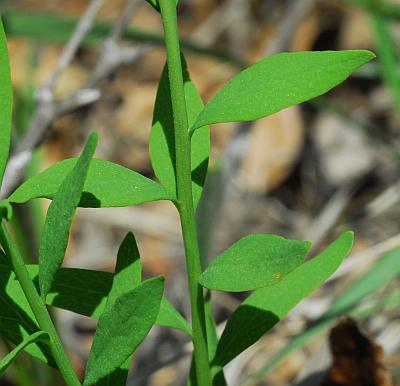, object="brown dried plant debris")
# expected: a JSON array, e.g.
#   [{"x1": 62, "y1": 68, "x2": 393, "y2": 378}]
[{"x1": 321, "y1": 318, "x2": 393, "y2": 386}]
